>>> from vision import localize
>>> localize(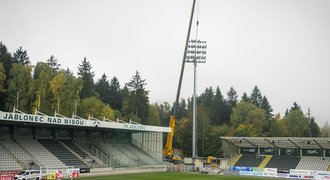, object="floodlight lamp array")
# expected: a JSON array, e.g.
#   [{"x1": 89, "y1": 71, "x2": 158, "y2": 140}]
[{"x1": 185, "y1": 39, "x2": 207, "y2": 63}]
